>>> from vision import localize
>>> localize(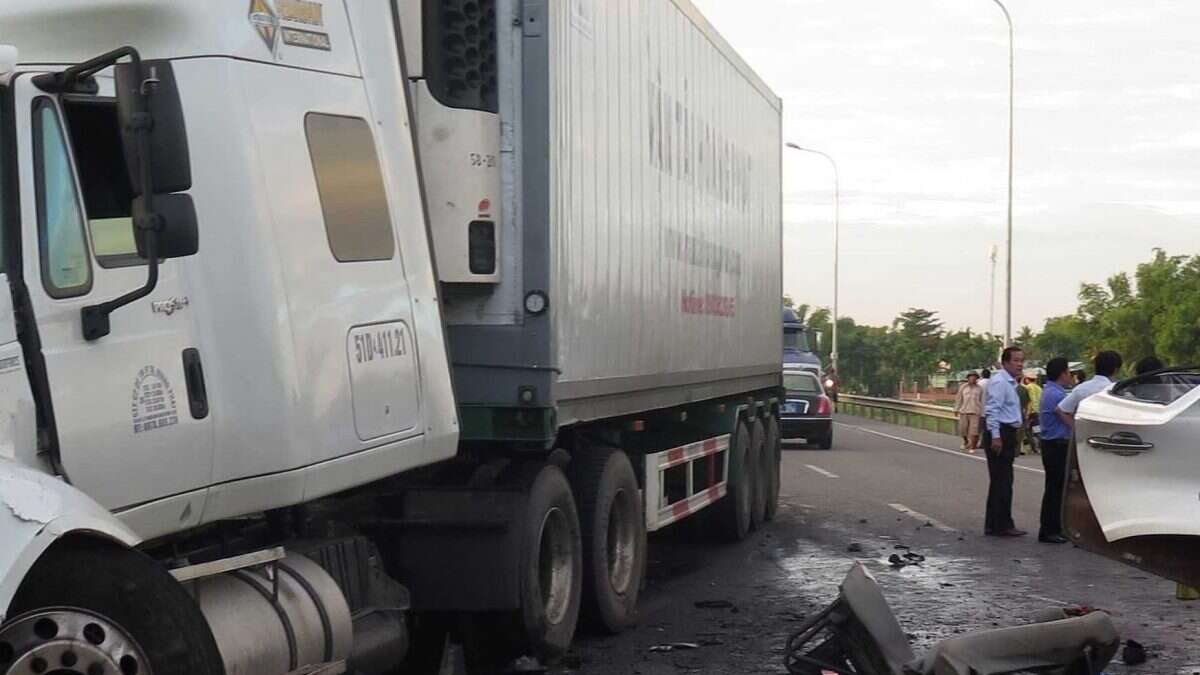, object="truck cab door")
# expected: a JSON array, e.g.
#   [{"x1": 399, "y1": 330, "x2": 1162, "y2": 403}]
[{"x1": 12, "y1": 75, "x2": 212, "y2": 525}]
